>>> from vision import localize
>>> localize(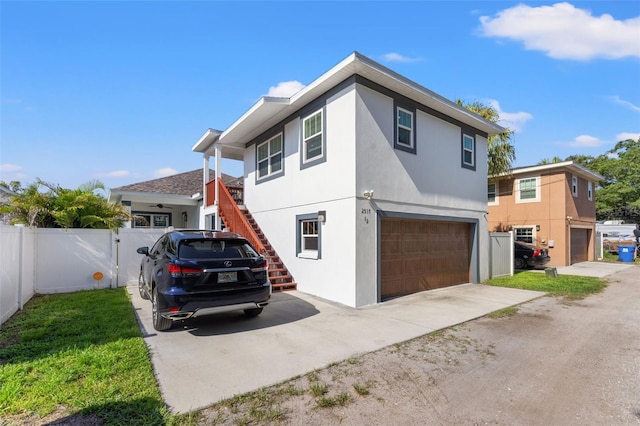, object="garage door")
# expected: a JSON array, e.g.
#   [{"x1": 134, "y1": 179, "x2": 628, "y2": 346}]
[
  {"x1": 381, "y1": 218, "x2": 471, "y2": 300},
  {"x1": 570, "y1": 228, "x2": 589, "y2": 264}
]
